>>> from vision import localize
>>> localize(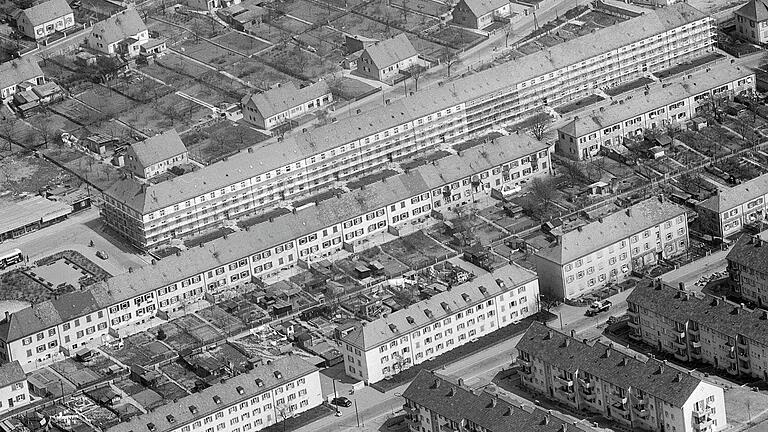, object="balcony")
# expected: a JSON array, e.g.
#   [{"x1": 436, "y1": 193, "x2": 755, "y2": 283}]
[
  {"x1": 738, "y1": 338, "x2": 749, "y2": 349},
  {"x1": 578, "y1": 378, "x2": 592, "y2": 389},
  {"x1": 633, "y1": 405, "x2": 649, "y2": 418},
  {"x1": 694, "y1": 407, "x2": 713, "y2": 420},
  {"x1": 517, "y1": 358, "x2": 531, "y2": 368},
  {"x1": 554, "y1": 375, "x2": 574, "y2": 387},
  {"x1": 690, "y1": 340, "x2": 701, "y2": 349},
  {"x1": 673, "y1": 338, "x2": 688, "y2": 349},
  {"x1": 629, "y1": 330, "x2": 642, "y2": 341},
  {"x1": 628, "y1": 320, "x2": 640, "y2": 330},
  {"x1": 440, "y1": 423, "x2": 460, "y2": 432},
  {"x1": 738, "y1": 350, "x2": 749, "y2": 359},
  {"x1": 611, "y1": 393, "x2": 628, "y2": 405},
  {"x1": 674, "y1": 350, "x2": 688, "y2": 361},
  {"x1": 695, "y1": 418, "x2": 714, "y2": 431}
]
